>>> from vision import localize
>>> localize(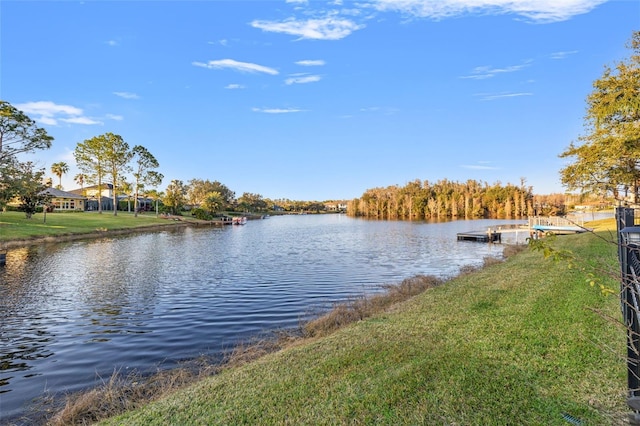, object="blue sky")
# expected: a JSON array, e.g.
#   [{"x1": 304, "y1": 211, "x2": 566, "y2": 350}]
[{"x1": 2, "y1": 0, "x2": 639, "y2": 201}]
